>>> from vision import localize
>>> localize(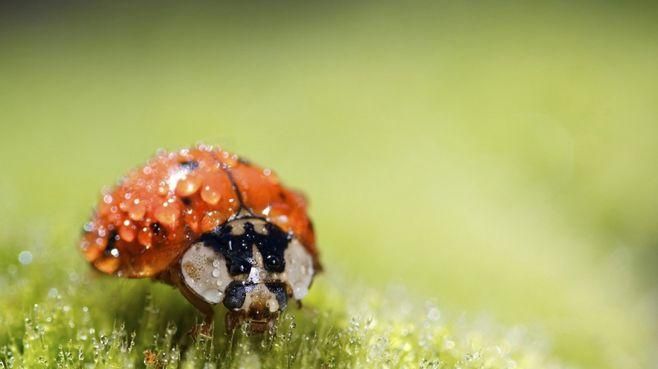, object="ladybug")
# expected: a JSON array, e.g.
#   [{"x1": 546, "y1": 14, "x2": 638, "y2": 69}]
[{"x1": 80, "y1": 145, "x2": 321, "y2": 333}]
